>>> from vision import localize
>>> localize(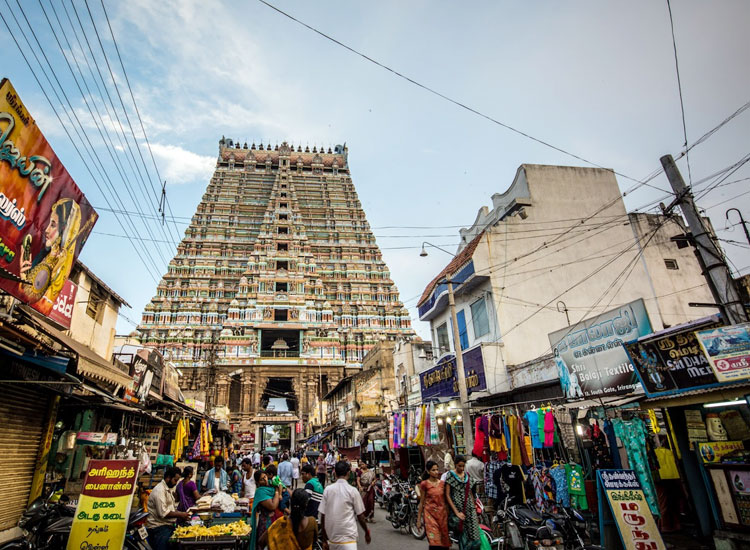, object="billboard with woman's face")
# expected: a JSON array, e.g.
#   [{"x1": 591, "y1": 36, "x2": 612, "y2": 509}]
[{"x1": 0, "y1": 78, "x2": 97, "y2": 316}]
